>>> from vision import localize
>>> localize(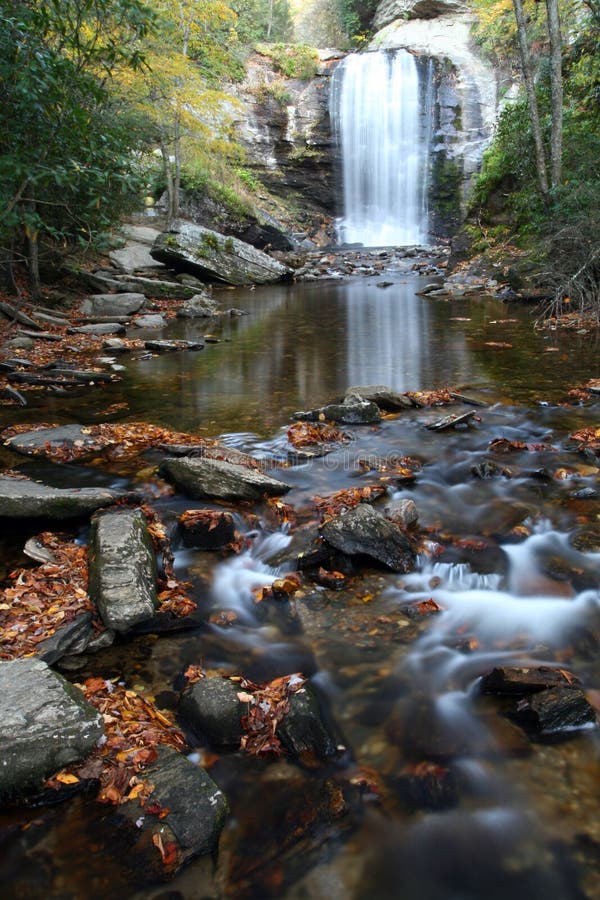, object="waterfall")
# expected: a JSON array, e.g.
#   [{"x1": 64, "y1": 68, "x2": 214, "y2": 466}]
[{"x1": 330, "y1": 50, "x2": 432, "y2": 247}]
